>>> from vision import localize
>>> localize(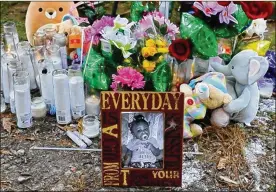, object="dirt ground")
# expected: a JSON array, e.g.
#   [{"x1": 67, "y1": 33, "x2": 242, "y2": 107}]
[{"x1": 1, "y1": 98, "x2": 275, "y2": 191}]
